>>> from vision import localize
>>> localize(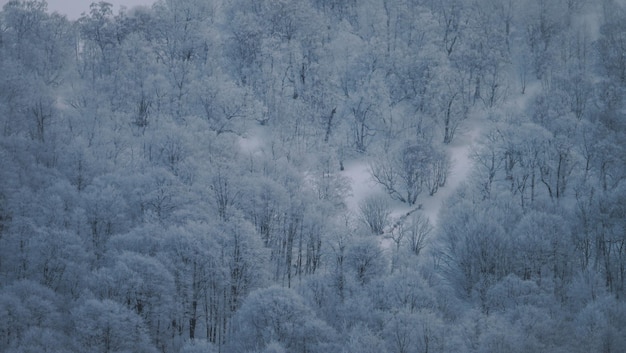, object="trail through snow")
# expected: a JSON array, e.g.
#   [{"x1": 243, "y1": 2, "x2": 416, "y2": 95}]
[
  {"x1": 237, "y1": 115, "x2": 484, "y2": 232},
  {"x1": 342, "y1": 84, "x2": 541, "y2": 234},
  {"x1": 342, "y1": 120, "x2": 483, "y2": 230},
  {"x1": 422, "y1": 121, "x2": 483, "y2": 226}
]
